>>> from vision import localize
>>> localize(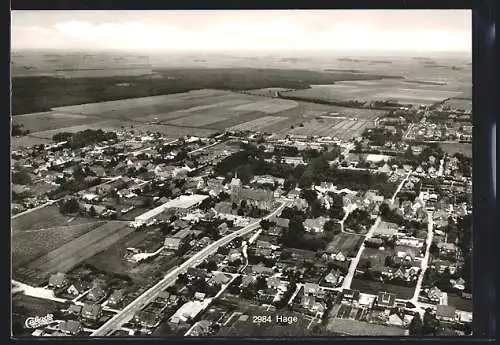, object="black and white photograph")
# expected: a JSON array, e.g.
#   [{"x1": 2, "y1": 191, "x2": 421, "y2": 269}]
[{"x1": 11, "y1": 10, "x2": 473, "y2": 337}]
